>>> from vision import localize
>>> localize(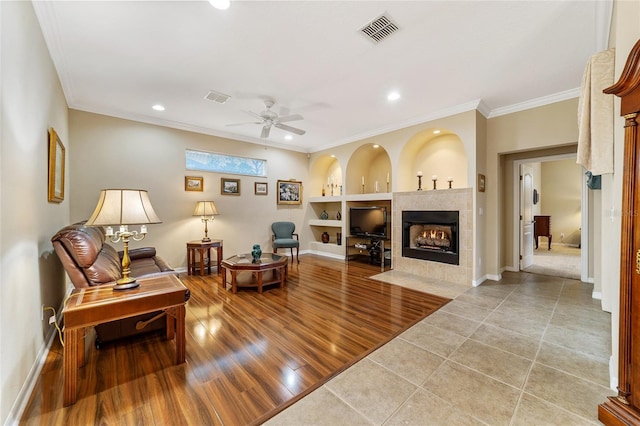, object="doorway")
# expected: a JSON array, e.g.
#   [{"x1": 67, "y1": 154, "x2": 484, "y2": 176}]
[{"x1": 513, "y1": 154, "x2": 588, "y2": 281}]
